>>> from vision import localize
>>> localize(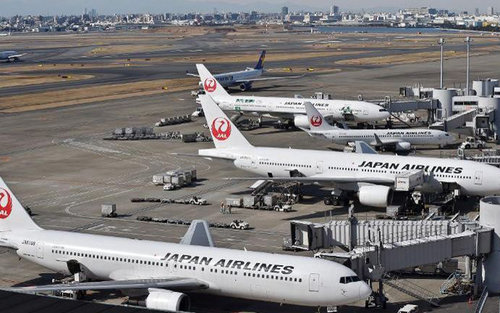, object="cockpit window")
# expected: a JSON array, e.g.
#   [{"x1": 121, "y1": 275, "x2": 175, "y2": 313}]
[
  {"x1": 340, "y1": 276, "x2": 361, "y2": 284},
  {"x1": 445, "y1": 134, "x2": 450, "y2": 136},
  {"x1": 379, "y1": 109, "x2": 388, "y2": 112}
]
